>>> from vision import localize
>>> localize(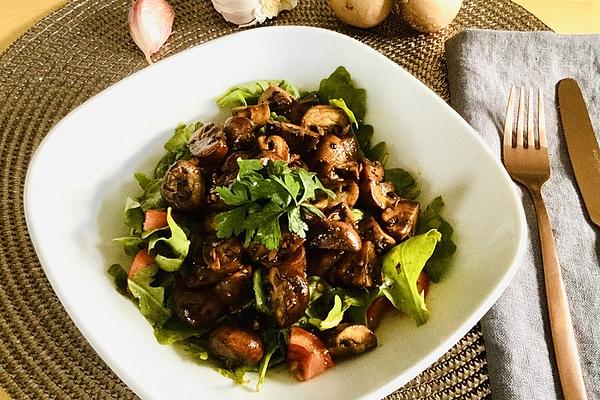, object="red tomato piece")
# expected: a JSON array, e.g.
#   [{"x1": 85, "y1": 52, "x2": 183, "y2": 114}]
[
  {"x1": 417, "y1": 271, "x2": 429, "y2": 296},
  {"x1": 287, "y1": 327, "x2": 333, "y2": 381},
  {"x1": 129, "y1": 249, "x2": 155, "y2": 278},
  {"x1": 143, "y1": 209, "x2": 168, "y2": 232},
  {"x1": 366, "y1": 297, "x2": 393, "y2": 330}
]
